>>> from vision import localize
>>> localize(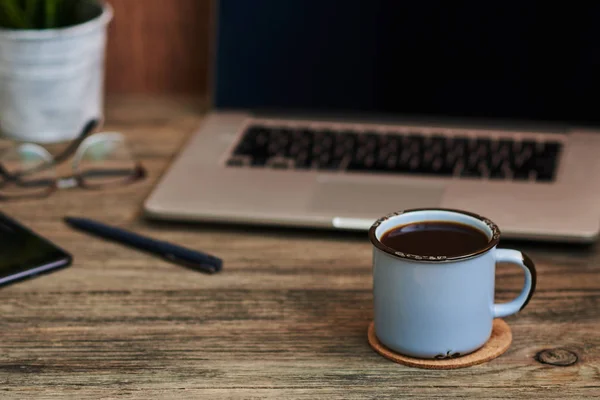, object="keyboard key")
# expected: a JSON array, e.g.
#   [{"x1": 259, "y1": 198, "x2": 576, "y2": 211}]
[
  {"x1": 407, "y1": 153, "x2": 421, "y2": 172},
  {"x1": 521, "y1": 140, "x2": 536, "y2": 153},
  {"x1": 293, "y1": 129, "x2": 313, "y2": 144},
  {"x1": 497, "y1": 139, "x2": 513, "y2": 157},
  {"x1": 357, "y1": 132, "x2": 379, "y2": 152},
  {"x1": 226, "y1": 156, "x2": 250, "y2": 167},
  {"x1": 251, "y1": 156, "x2": 267, "y2": 167},
  {"x1": 513, "y1": 170, "x2": 531, "y2": 180},
  {"x1": 489, "y1": 163, "x2": 510, "y2": 179},
  {"x1": 534, "y1": 141, "x2": 562, "y2": 181},
  {"x1": 266, "y1": 157, "x2": 294, "y2": 169},
  {"x1": 314, "y1": 130, "x2": 335, "y2": 149},
  {"x1": 535, "y1": 160, "x2": 558, "y2": 182},
  {"x1": 474, "y1": 138, "x2": 491, "y2": 155},
  {"x1": 295, "y1": 152, "x2": 311, "y2": 169},
  {"x1": 513, "y1": 154, "x2": 535, "y2": 181},
  {"x1": 334, "y1": 132, "x2": 356, "y2": 158},
  {"x1": 461, "y1": 154, "x2": 486, "y2": 178},
  {"x1": 255, "y1": 130, "x2": 269, "y2": 147},
  {"x1": 267, "y1": 141, "x2": 286, "y2": 156},
  {"x1": 379, "y1": 134, "x2": 402, "y2": 151},
  {"x1": 449, "y1": 137, "x2": 468, "y2": 154},
  {"x1": 460, "y1": 168, "x2": 483, "y2": 178},
  {"x1": 227, "y1": 124, "x2": 563, "y2": 183},
  {"x1": 543, "y1": 141, "x2": 561, "y2": 155},
  {"x1": 431, "y1": 155, "x2": 453, "y2": 175},
  {"x1": 429, "y1": 136, "x2": 446, "y2": 155},
  {"x1": 289, "y1": 142, "x2": 309, "y2": 157},
  {"x1": 405, "y1": 134, "x2": 424, "y2": 154},
  {"x1": 233, "y1": 141, "x2": 254, "y2": 156}
]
